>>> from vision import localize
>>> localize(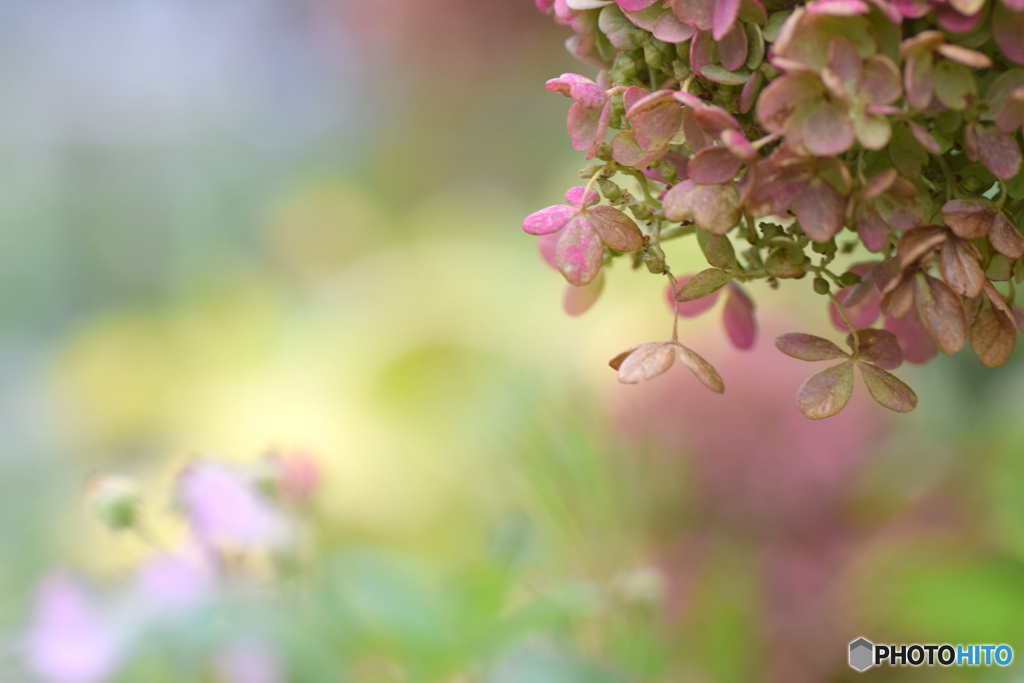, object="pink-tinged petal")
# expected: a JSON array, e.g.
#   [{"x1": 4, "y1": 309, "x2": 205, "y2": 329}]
[
  {"x1": 681, "y1": 108, "x2": 715, "y2": 152},
  {"x1": 795, "y1": 99, "x2": 855, "y2": 157},
  {"x1": 616, "y1": 342, "x2": 678, "y2": 383},
  {"x1": 676, "y1": 344, "x2": 726, "y2": 393},
  {"x1": 653, "y1": 10, "x2": 697, "y2": 42},
  {"x1": 630, "y1": 101, "x2": 683, "y2": 152},
  {"x1": 904, "y1": 54, "x2": 934, "y2": 111},
  {"x1": 876, "y1": 179, "x2": 926, "y2": 231},
  {"x1": 827, "y1": 36, "x2": 863, "y2": 87},
  {"x1": 588, "y1": 98, "x2": 614, "y2": 160},
  {"x1": 795, "y1": 180, "x2": 847, "y2": 242},
  {"x1": 907, "y1": 121, "x2": 941, "y2": 154},
  {"x1": 860, "y1": 55, "x2": 902, "y2": 105},
  {"x1": 536, "y1": 0, "x2": 556, "y2": 11},
  {"x1": 848, "y1": 328, "x2": 904, "y2": 369},
  {"x1": 616, "y1": 0, "x2": 659, "y2": 8},
  {"x1": 937, "y1": 43, "x2": 992, "y2": 68},
  {"x1": 611, "y1": 130, "x2": 664, "y2": 167},
  {"x1": 830, "y1": 281, "x2": 882, "y2": 331},
  {"x1": 555, "y1": 215, "x2": 605, "y2": 286},
  {"x1": 663, "y1": 180, "x2": 742, "y2": 233},
  {"x1": 720, "y1": 129, "x2": 757, "y2": 161},
  {"x1": 622, "y1": 5, "x2": 662, "y2": 29},
  {"x1": 690, "y1": 29, "x2": 716, "y2": 74},
  {"x1": 915, "y1": 273, "x2": 968, "y2": 354},
  {"x1": 523, "y1": 205, "x2": 575, "y2": 235},
  {"x1": 723, "y1": 283, "x2": 756, "y2": 349},
  {"x1": 718, "y1": 23, "x2": 749, "y2": 72},
  {"x1": 739, "y1": 70, "x2": 764, "y2": 114},
  {"x1": 1006, "y1": 0, "x2": 1024, "y2": 11},
  {"x1": 623, "y1": 85, "x2": 651, "y2": 113},
  {"x1": 712, "y1": 0, "x2": 741, "y2": 39},
  {"x1": 990, "y1": 213, "x2": 1024, "y2": 259},
  {"x1": 667, "y1": 276, "x2": 722, "y2": 317},
  {"x1": 585, "y1": 205, "x2": 645, "y2": 251},
  {"x1": 567, "y1": 102, "x2": 601, "y2": 152},
  {"x1": 133, "y1": 547, "x2": 215, "y2": 613},
  {"x1": 693, "y1": 104, "x2": 742, "y2": 136},
  {"x1": 689, "y1": 146, "x2": 743, "y2": 184},
  {"x1": 565, "y1": 186, "x2": 600, "y2": 207},
  {"x1": 809, "y1": 0, "x2": 870, "y2": 14},
  {"x1": 854, "y1": 204, "x2": 890, "y2": 252},
  {"x1": 26, "y1": 574, "x2": 122, "y2": 683},
  {"x1": 857, "y1": 362, "x2": 917, "y2": 412},
  {"x1": 796, "y1": 360, "x2": 856, "y2": 419},
  {"x1": 538, "y1": 232, "x2": 560, "y2": 270},
  {"x1": 564, "y1": 270, "x2": 605, "y2": 316},
  {"x1": 861, "y1": 169, "x2": 897, "y2": 200},
  {"x1": 855, "y1": 113, "x2": 892, "y2": 150},
  {"x1": 178, "y1": 461, "x2": 289, "y2": 549},
  {"x1": 546, "y1": 73, "x2": 606, "y2": 109},
  {"x1": 884, "y1": 310, "x2": 937, "y2": 363},
  {"x1": 754, "y1": 74, "x2": 816, "y2": 133},
  {"x1": 892, "y1": 0, "x2": 931, "y2": 17},
  {"x1": 936, "y1": 4, "x2": 984, "y2": 32},
  {"x1": 672, "y1": 0, "x2": 714, "y2": 29},
  {"x1": 775, "y1": 333, "x2": 848, "y2": 360},
  {"x1": 963, "y1": 121, "x2": 979, "y2": 161},
  {"x1": 976, "y1": 125, "x2": 1024, "y2": 179}
]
